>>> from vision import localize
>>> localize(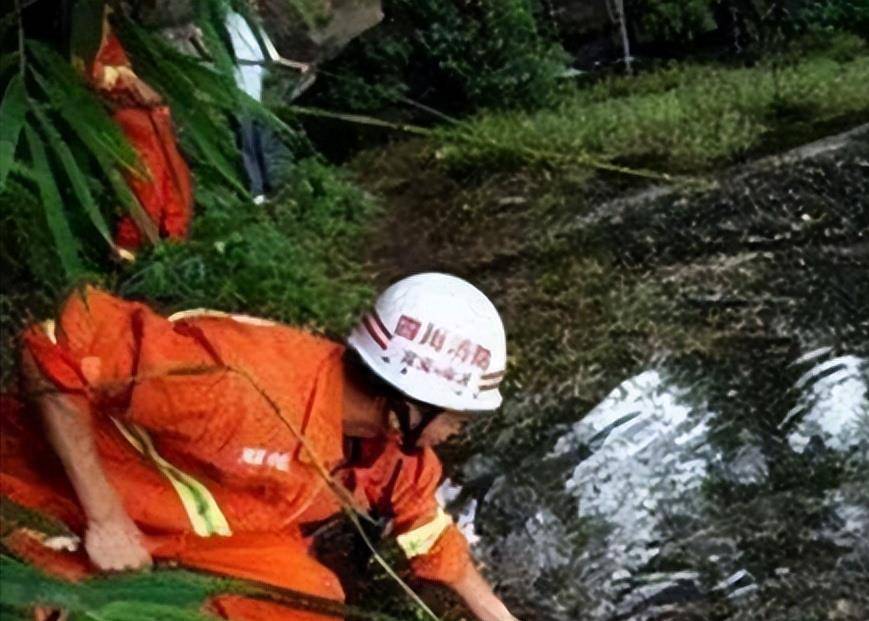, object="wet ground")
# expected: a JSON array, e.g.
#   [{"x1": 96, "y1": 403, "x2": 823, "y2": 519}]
[{"x1": 351, "y1": 125, "x2": 869, "y2": 619}]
